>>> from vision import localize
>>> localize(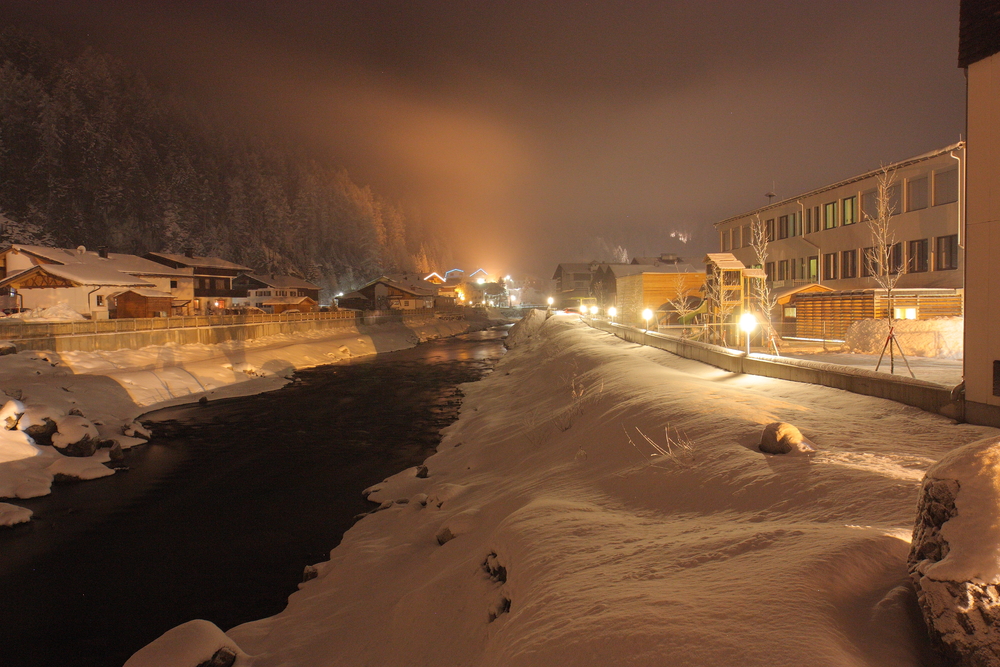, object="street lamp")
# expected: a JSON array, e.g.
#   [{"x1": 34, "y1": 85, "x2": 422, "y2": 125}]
[
  {"x1": 590, "y1": 305, "x2": 598, "y2": 316},
  {"x1": 547, "y1": 296, "x2": 554, "y2": 310},
  {"x1": 739, "y1": 312, "x2": 757, "y2": 355},
  {"x1": 608, "y1": 306, "x2": 617, "y2": 322},
  {"x1": 642, "y1": 308, "x2": 653, "y2": 332}
]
